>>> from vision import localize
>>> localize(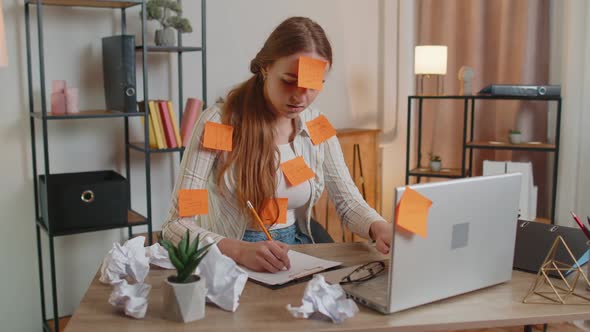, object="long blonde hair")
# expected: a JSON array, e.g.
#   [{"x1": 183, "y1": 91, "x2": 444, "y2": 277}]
[{"x1": 217, "y1": 17, "x2": 333, "y2": 222}]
